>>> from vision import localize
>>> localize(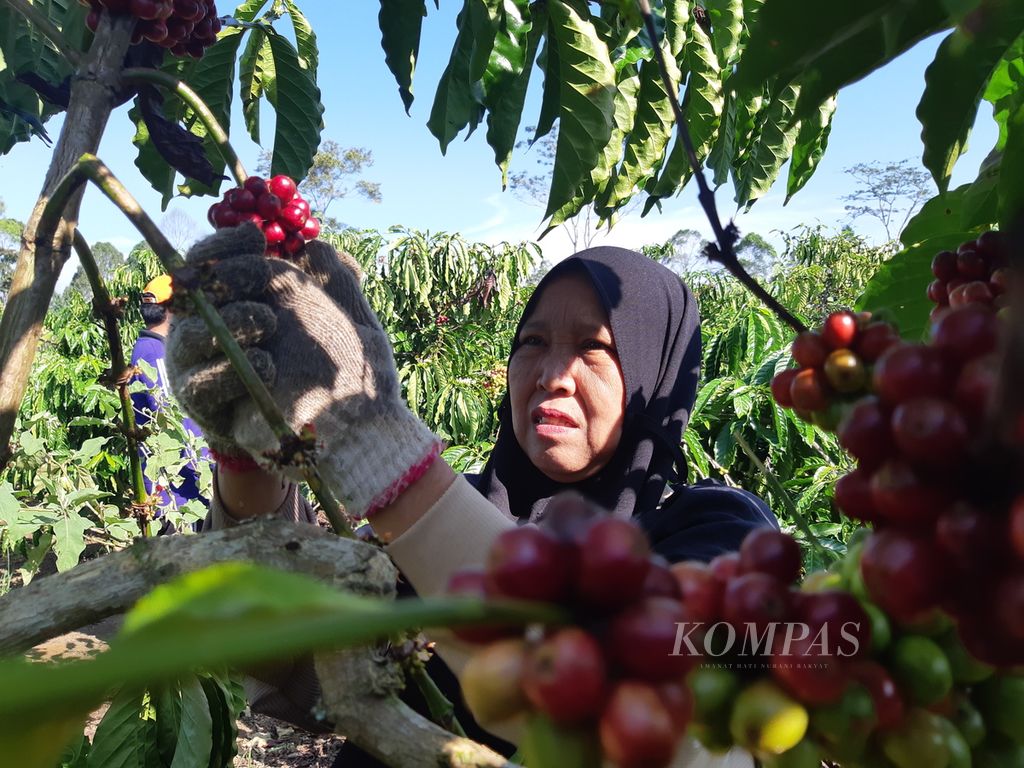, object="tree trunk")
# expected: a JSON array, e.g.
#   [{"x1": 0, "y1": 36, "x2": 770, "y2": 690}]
[{"x1": 0, "y1": 12, "x2": 135, "y2": 466}]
